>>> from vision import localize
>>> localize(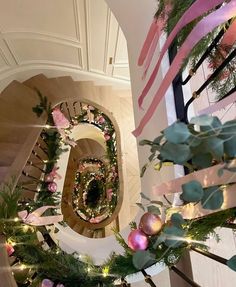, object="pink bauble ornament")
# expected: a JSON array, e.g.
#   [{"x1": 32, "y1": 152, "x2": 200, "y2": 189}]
[
  {"x1": 45, "y1": 174, "x2": 54, "y2": 183},
  {"x1": 128, "y1": 229, "x2": 148, "y2": 251},
  {"x1": 139, "y1": 212, "x2": 162, "y2": 235},
  {"x1": 5, "y1": 243, "x2": 15, "y2": 256},
  {"x1": 104, "y1": 134, "x2": 111, "y2": 141},
  {"x1": 48, "y1": 182, "x2": 57, "y2": 193},
  {"x1": 41, "y1": 279, "x2": 54, "y2": 287},
  {"x1": 98, "y1": 116, "x2": 105, "y2": 124}
]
